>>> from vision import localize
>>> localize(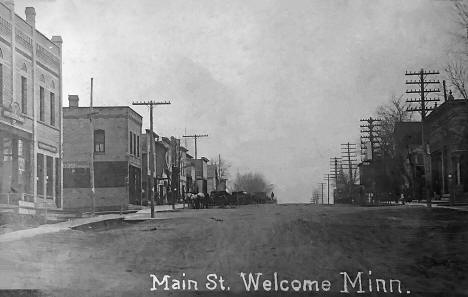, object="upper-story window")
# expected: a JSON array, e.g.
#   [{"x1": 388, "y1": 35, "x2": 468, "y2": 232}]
[
  {"x1": 21, "y1": 76, "x2": 27, "y2": 114},
  {"x1": 94, "y1": 129, "x2": 105, "y2": 153},
  {"x1": 50, "y1": 92, "x2": 55, "y2": 126},
  {"x1": 137, "y1": 135, "x2": 140, "y2": 157},
  {"x1": 39, "y1": 86, "x2": 45, "y2": 122},
  {"x1": 129, "y1": 131, "x2": 133, "y2": 155}
]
